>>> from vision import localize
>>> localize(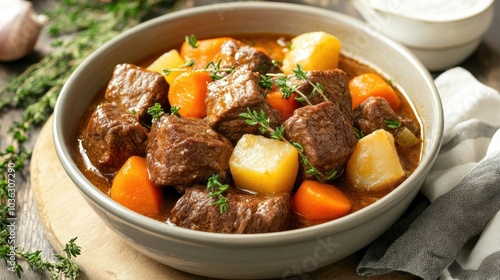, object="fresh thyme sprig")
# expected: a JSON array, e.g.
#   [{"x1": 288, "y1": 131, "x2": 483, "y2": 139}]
[
  {"x1": 264, "y1": 64, "x2": 329, "y2": 105},
  {"x1": 162, "y1": 34, "x2": 235, "y2": 80},
  {"x1": 161, "y1": 59, "x2": 196, "y2": 76},
  {"x1": 240, "y1": 108, "x2": 338, "y2": 182},
  {"x1": 13, "y1": 238, "x2": 81, "y2": 279},
  {"x1": 0, "y1": 172, "x2": 82, "y2": 278},
  {"x1": 185, "y1": 34, "x2": 198, "y2": 48},
  {"x1": 147, "y1": 103, "x2": 165, "y2": 120},
  {"x1": 161, "y1": 58, "x2": 234, "y2": 81},
  {"x1": 385, "y1": 119, "x2": 401, "y2": 129},
  {"x1": 292, "y1": 64, "x2": 329, "y2": 101},
  {"x1": 147, "y1": 102, "x2": 181, "y2": 121},
  {"x1": 204, "y1": 59, "x2": 235, "y2": 80},
  {"x1": 206, "y1": 175, "x2": 229, "y2": 214}
]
